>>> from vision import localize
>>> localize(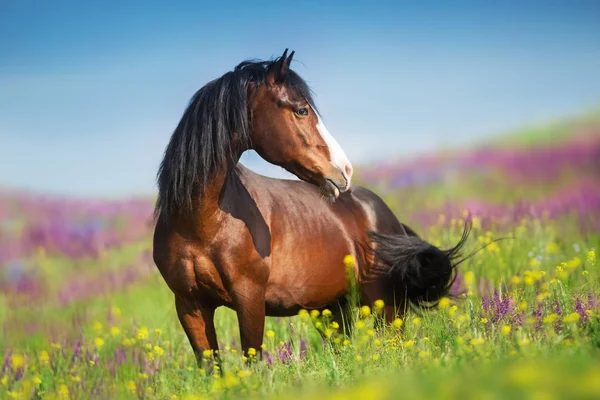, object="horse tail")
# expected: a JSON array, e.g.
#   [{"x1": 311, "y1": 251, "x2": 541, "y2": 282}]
[{"x1": 368, "y1": 220, "x2": 472, "y2": 309}]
